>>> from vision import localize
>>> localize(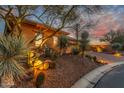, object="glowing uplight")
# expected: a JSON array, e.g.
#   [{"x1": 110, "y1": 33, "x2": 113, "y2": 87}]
[
  {"x1": 96, "y1": 47, "x2": 102, "y2": 52},
  {"x1": 114, "y1": 52, "x2": 122, "y2": 57},
  {"x1": 28, "y1": 51, "x2": 50, "y2": 71},
  {"x1": 28, "y1": 51, "x2": 44, "y2": 70},
  {"x1": 33, "y1": 59, "x2": 43, "y2": 68},
  {"x1": 97, "y1": 59, "x2": 111, "y2": 64}
]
